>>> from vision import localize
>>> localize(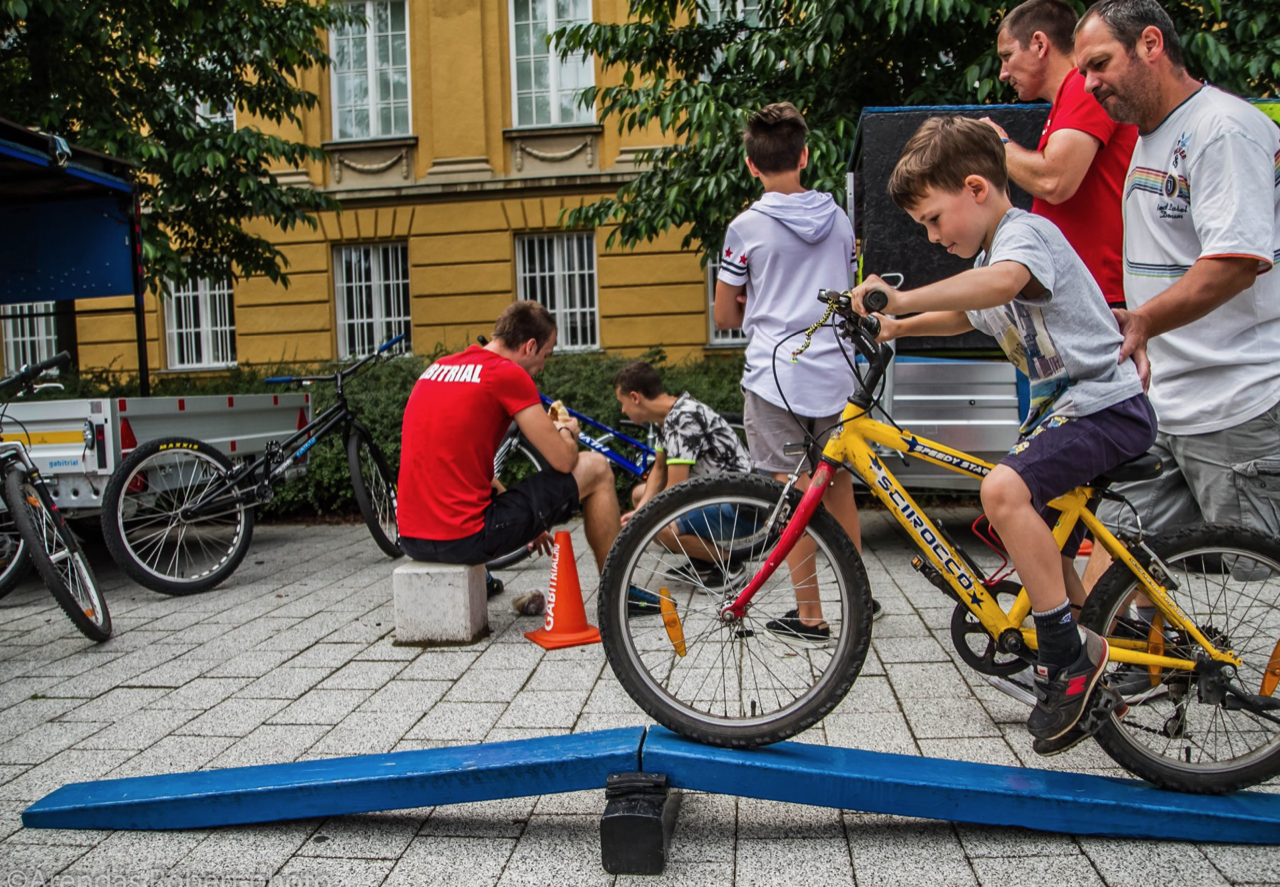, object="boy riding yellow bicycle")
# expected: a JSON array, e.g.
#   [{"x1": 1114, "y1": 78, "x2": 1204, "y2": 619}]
[{"x1": 852, "y1": 115, "x2": 1155, "y2": 755}]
